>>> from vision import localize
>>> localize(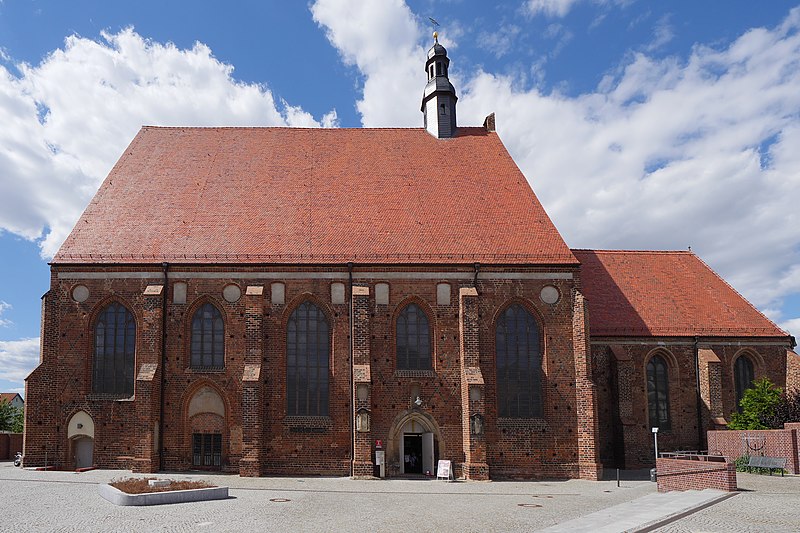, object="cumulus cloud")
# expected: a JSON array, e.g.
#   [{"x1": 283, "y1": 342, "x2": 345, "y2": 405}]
[
  {"x1": 0, "y1": 28, "x2": 335, "y2": 258},
  {"x1": 312, "y1": 1, "x2": 800, "y2": 324},
  {"x1": 0, "y1": 337, "x2": 40, "y2": 385},
  {"x1": 311, "y1": 0, "x2": 425, "y2": 127}
]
